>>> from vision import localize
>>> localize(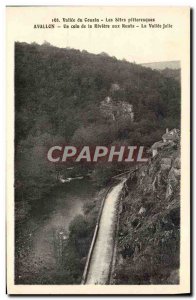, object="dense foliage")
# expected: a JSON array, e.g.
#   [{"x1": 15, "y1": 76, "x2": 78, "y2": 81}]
[
  {"x1": 15, "y1": 41, "x2": 181, "y2": 284},
  {"x1": 15, "y1": 42, "x2": 180, "y2": 204}
]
